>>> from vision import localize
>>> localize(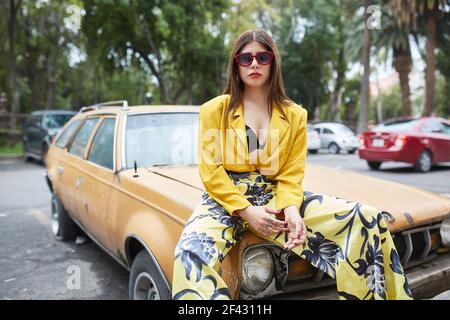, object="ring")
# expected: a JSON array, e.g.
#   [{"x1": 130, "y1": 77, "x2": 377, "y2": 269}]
[{"x1": 267, "y1": 217, "x2": 273, "y2": 229}]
